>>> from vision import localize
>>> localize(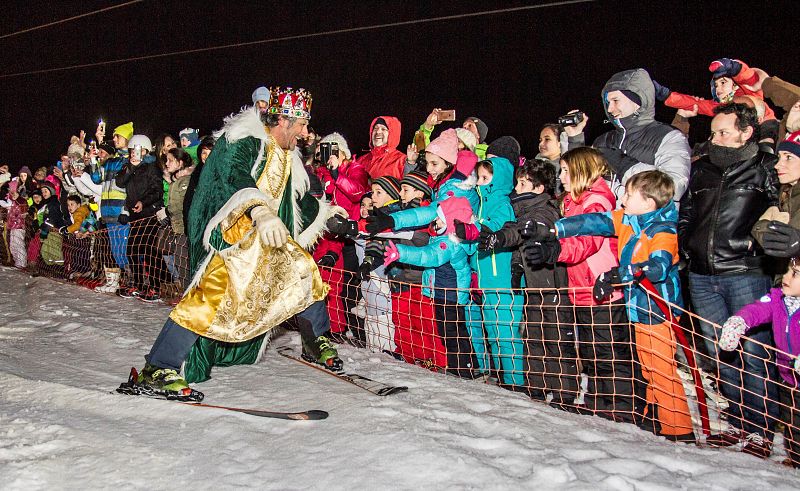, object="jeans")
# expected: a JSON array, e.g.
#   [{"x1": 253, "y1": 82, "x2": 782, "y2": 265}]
[
  {"x1": 688, "y1": 272, "x2": 778, "y2": 436},
  {"x1": 107, "y1": 222, "x2": 129, "y2": 269}
]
